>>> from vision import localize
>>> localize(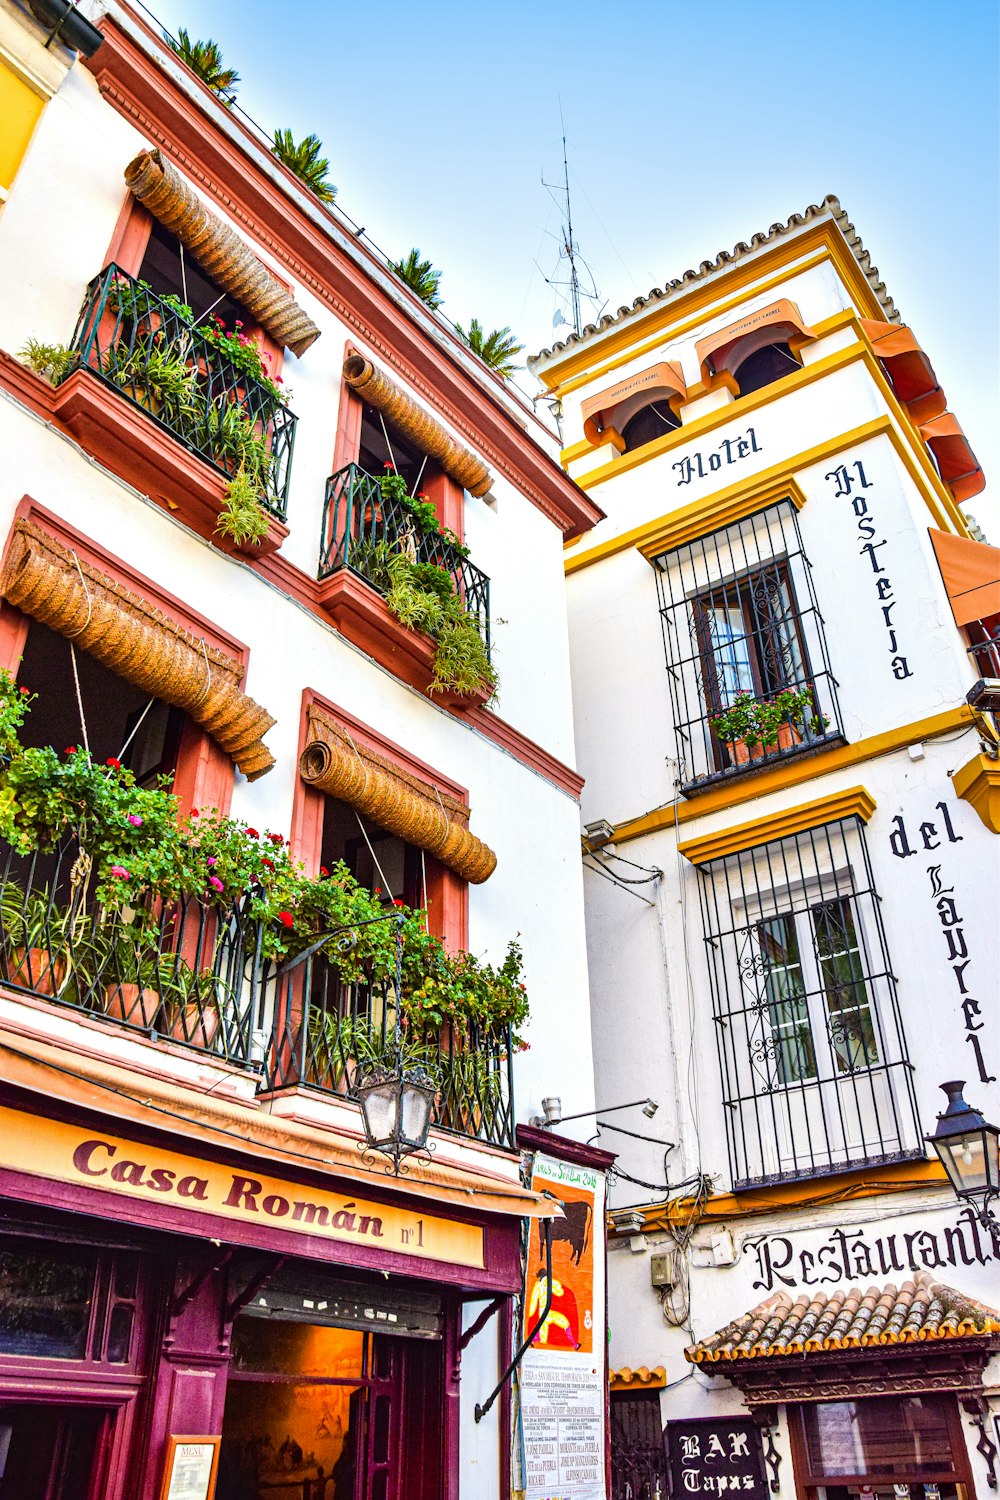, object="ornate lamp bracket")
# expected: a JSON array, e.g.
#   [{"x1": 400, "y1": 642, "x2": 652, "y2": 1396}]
[{"x1": 962, "y1": 1396, "x2": 998, "y2": 1490}]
